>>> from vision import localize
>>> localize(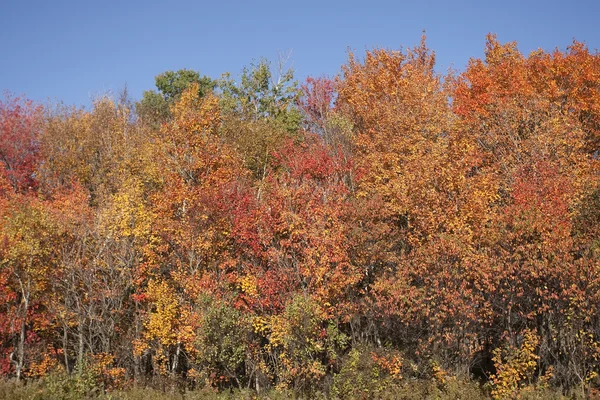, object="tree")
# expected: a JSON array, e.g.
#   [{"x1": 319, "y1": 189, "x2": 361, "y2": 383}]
[
  {"x1": 449, "y1": 34, "x2": 600, "y2": 389},
  {"x1": 0, "y1": 195, "x2": 58, "y2": 380},
  {"x1": 137, "y1": 69, "x2": 216, "y2": 127},
  {"x1": 298, "y1": 76, "x2": 354, "y2": 156},
  {"x1": 0, "y1": 93, "x2": 42, "y2": 193},
  {"x1": 138, "y1": 83, "x2": 248, "y2": 380},
  {"x1": 41, "y1": 94, "x2": 149, "y2": 205},
  {"x1": 218, "y1": 57, "x2": 303, "y2": 181}
]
